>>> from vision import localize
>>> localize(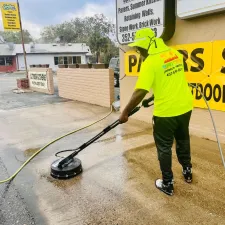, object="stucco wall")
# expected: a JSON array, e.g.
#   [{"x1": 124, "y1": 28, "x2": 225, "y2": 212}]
[
  {"x1": 120, "y1": 14, "x2": 225, "y2": 122},
  {"x1": 120, "y1": 14, "x2": 225, "y2": 143},
  {"x1": 167, "y1": 13, "x2": 225, "y2": 46},
  {"x1": 57, "y1": 68, "x2": 114, "y2": 108}
]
